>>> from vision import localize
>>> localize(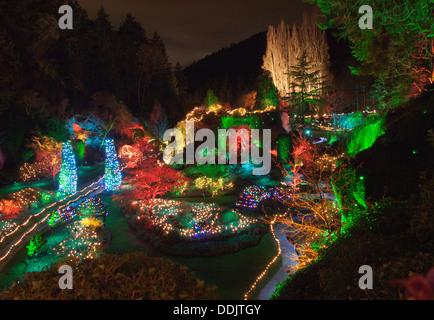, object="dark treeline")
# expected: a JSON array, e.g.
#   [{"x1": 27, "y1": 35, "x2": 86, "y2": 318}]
[
  {"x1": 0, "y1": 0, "x2": 185, "y2": 166},
  {"x1": 184, "y1": 31, "x2": 267, "y2": 107}
]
